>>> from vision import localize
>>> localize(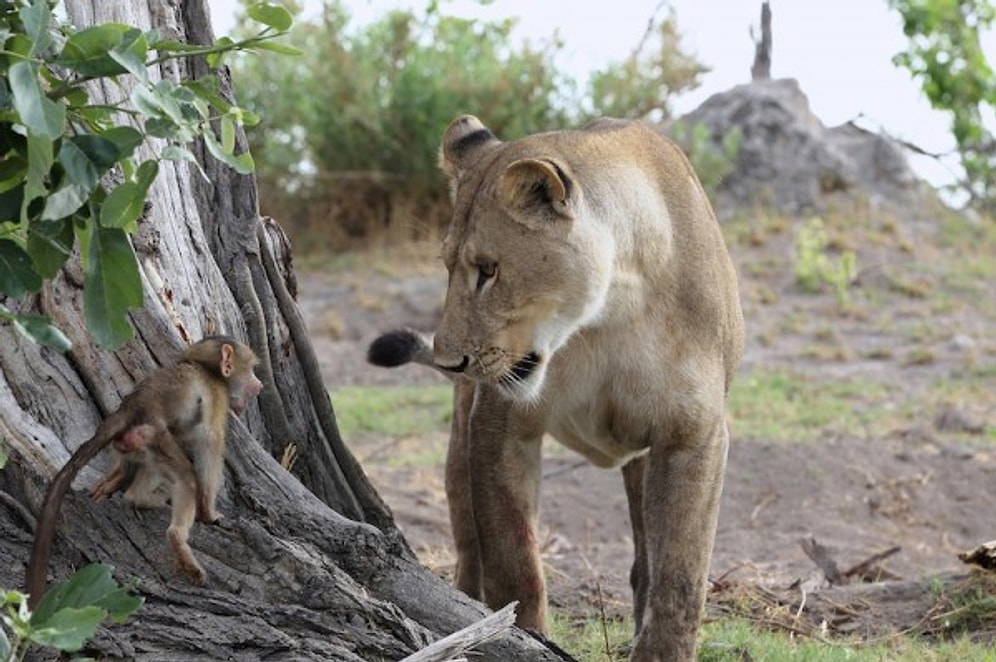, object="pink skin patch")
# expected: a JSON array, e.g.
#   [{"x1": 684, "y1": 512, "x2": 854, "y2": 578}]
[{"x1": 113, "y1": 424, "x2": 155, "y2": 453}]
